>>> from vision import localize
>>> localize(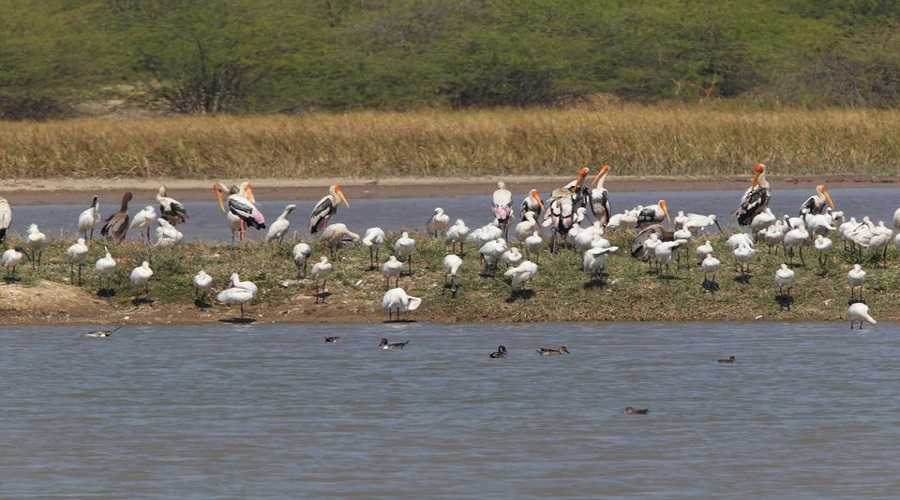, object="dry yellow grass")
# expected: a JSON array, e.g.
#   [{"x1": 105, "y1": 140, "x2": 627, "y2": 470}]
[{"x1": 2, "y1": 105, "x2": 899, "y2": 179}]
